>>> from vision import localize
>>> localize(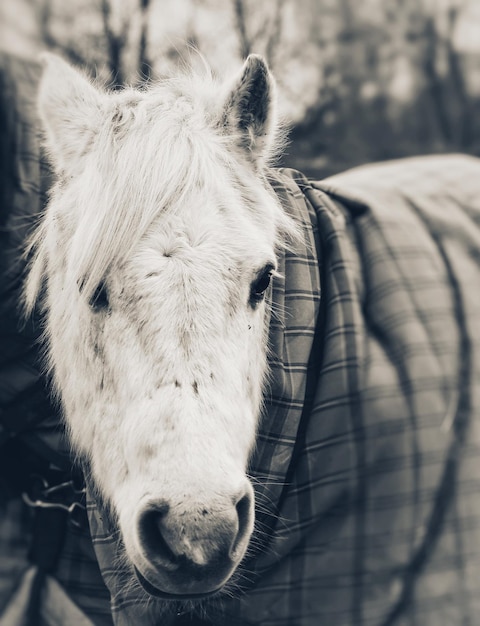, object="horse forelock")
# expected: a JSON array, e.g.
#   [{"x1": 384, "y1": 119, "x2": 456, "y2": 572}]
[{"x1": 30, "y1": 74, "x2": 296, "y2": 307}]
